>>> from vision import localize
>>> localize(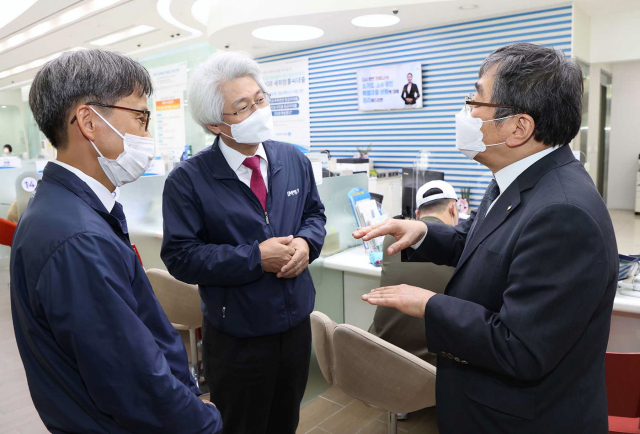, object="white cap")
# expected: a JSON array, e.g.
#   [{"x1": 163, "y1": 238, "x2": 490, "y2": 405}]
[{"x1": 416, "y1": 180, "x2": 458, "y2": 209}]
